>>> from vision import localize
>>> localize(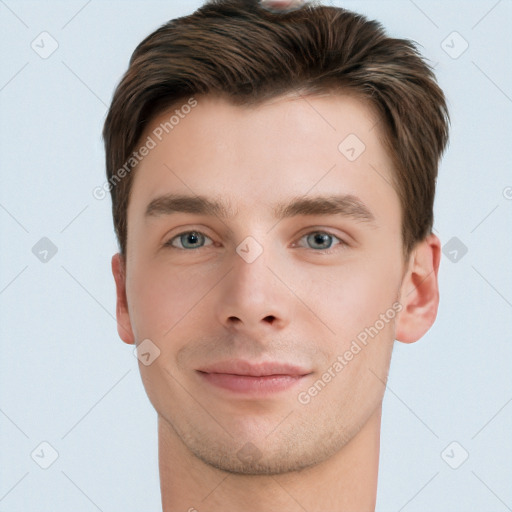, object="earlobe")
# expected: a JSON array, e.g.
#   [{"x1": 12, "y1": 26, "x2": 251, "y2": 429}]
[
  {"x1": 111, "y1": 253, "x2": 135, "y2": 345},
  {"x1": 395, "y1": 234, "x2": 441, "y2": 344}
]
